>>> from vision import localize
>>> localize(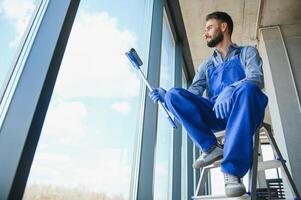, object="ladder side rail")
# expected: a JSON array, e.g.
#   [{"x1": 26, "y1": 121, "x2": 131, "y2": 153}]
[
  {"x1": 195, "y1": 168, "x2": 210, "y2": 196},
  {"x1": 262, "y1": 122, "x2": 301, "y2": 199},
  {"x1": 248, "y1": 129, "x2": 260, "y2": 200}
]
